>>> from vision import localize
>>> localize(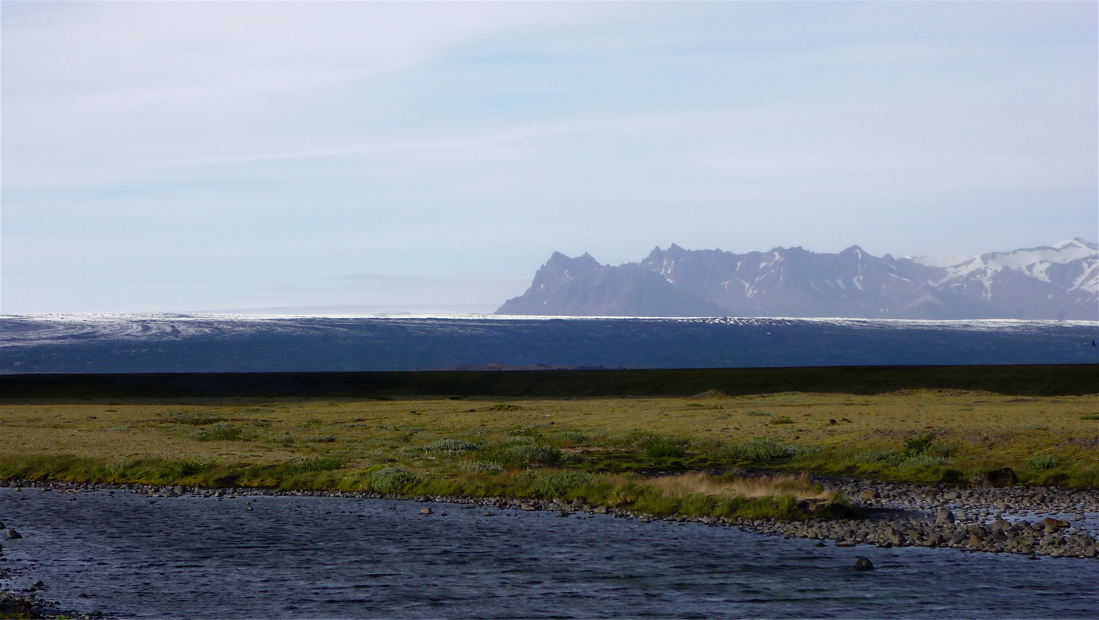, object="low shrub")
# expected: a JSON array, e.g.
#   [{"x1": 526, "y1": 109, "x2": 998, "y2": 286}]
[
  {"x1": 903, "y1": 433, "x2": 936, "y2": 457},
  {"x1": 506, "y1": 424, "x2": 544, "y2": 437},
  {"x1": 898, "y1": 454, "x2": 955, "y2": 469},
  {"x1": 167, "y1": 411, "x2": 224, "y2": 425},
  {"x1": 506, "y1": 443, "x2": 562, "y2": 466},
  {"x1": 624, "y1": 431, "x2": 688, "y2": 458},
  {"x1": 1081, "y1": 415, "x2": 1099, "y2": 421},
  {"x1": 190, "y1": 423, "x2": 247, "y2": 442},
  {"x1": 425, "y1": 438, "x2": 480, "y2": 453},
  {"x1": 296, "y1": 457, "x2": 344, "y2": 472},
  {"x1": 645, "y1": 441, "x2": 686, "y2": 458},
  {"x1": 1026, "y1": 454, "x2": 1059, "y2": 470},
  {"x1": 557, "y1": 431, "x2": 589, "y2": 444},
  {"x1": 768, "y1": 416, "x2": 794, "y2": 425},
  {"x1": 267, "y1": 433, "x2": 295, "y2": 447},
  {"x1": 371, "y1": 466, "x2": 422, "y2": 494},
  {"x1": 459, "y1": 461, "x2": 504, "y2": 474},
  {"x1": 711, "y1": 438, "x2": 819, "y2": 462},
  {"x1": 745, "y1": 410, "x2": 771, "y2": 417},
  {"x1": 526, "y1": 471, "x2": 599, "y2": 498},
  {"x1": 853, "y1": 449, "x2": 902, "y2": 464},
  {"x1": 503, "y1": 435, "x2": 535, "y2": 445}
]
